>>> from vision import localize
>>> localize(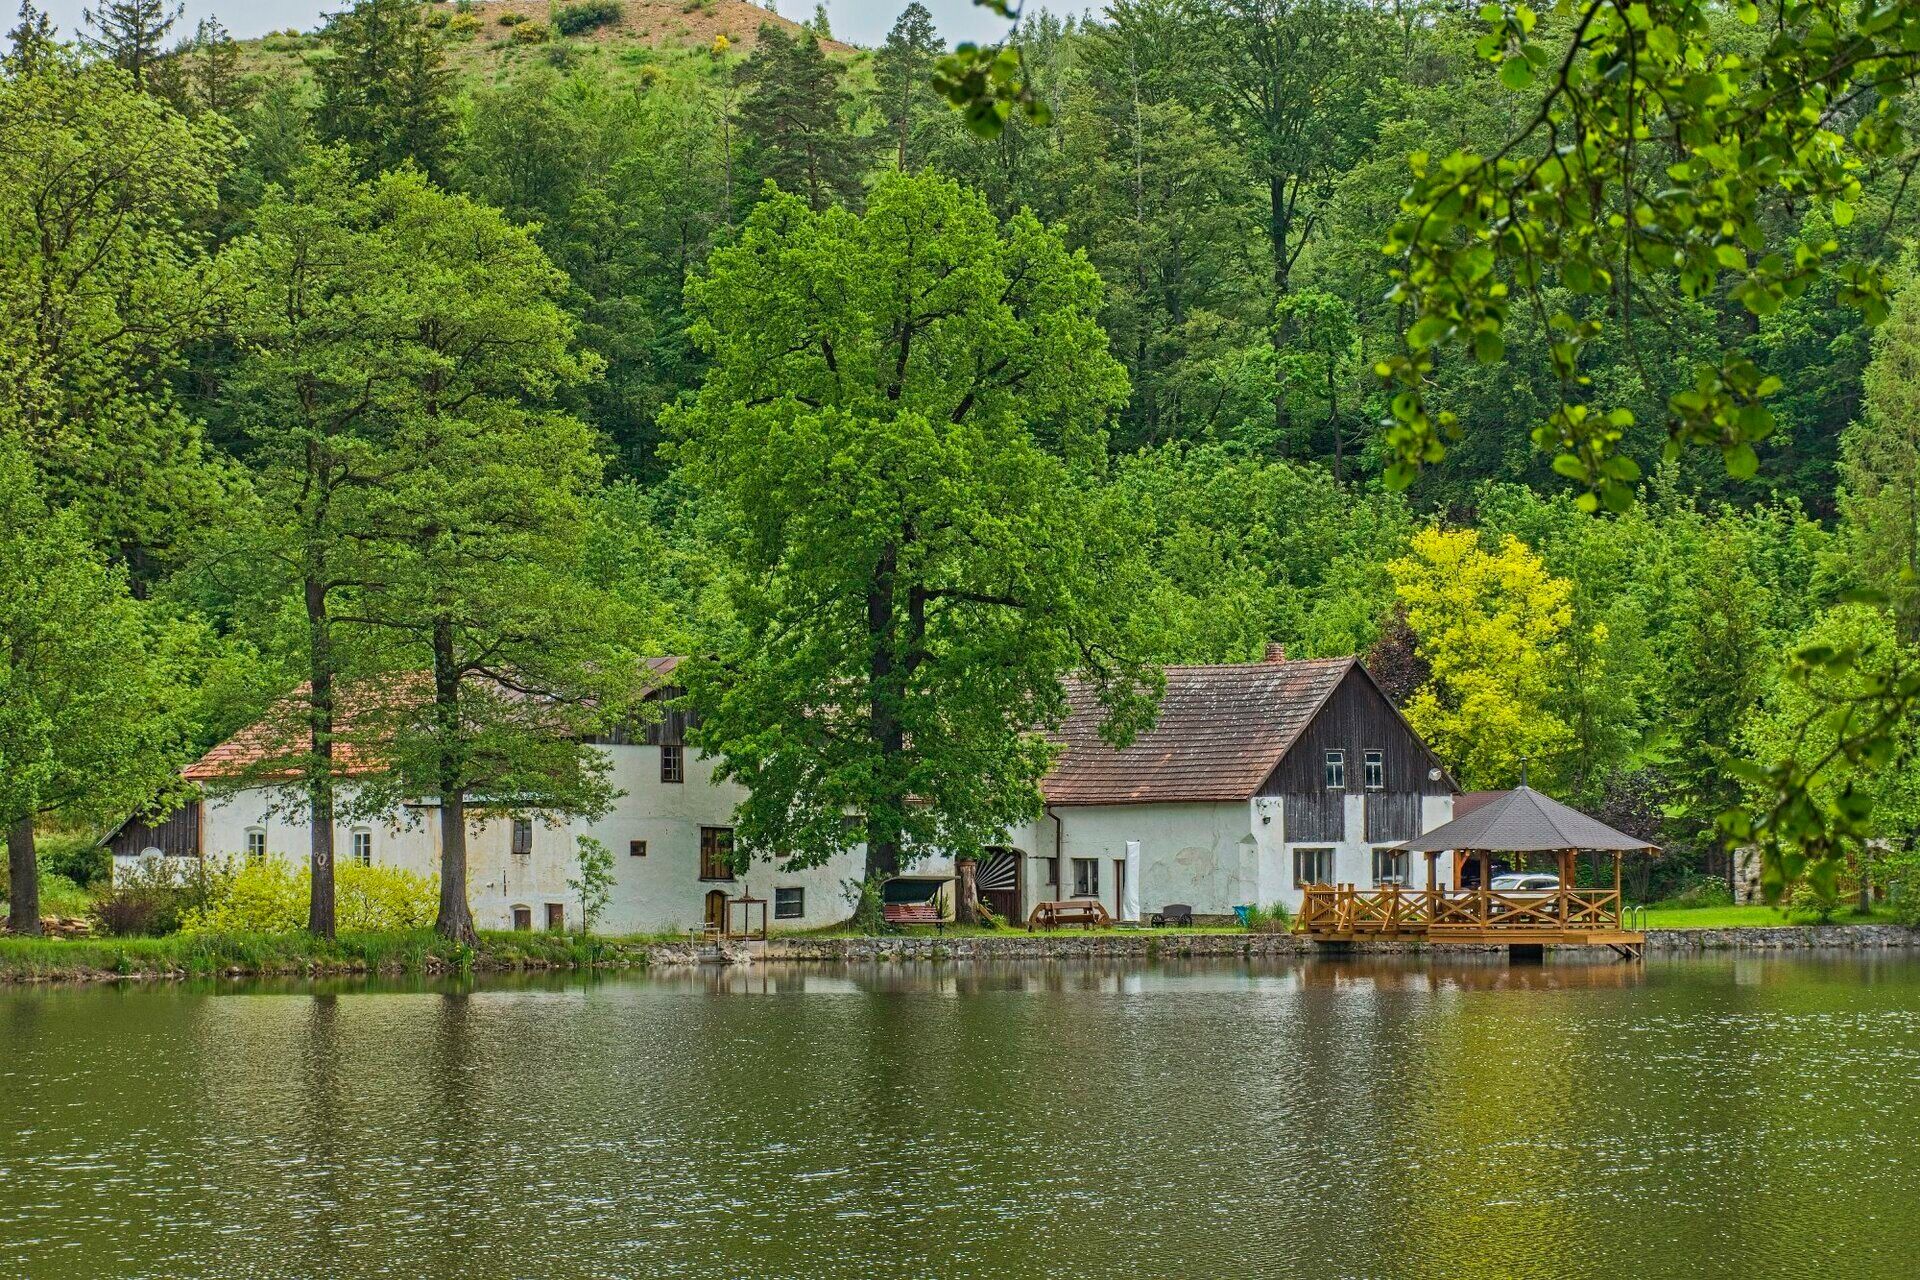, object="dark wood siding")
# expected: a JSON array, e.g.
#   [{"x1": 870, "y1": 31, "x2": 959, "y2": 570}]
[
  {"x1": 1283, "y1": 791, "x2": 1345, "y2": 842},
  {"x1": 1365, "y1": 793, "x2": 1422, "y2": 843},
  {"x1": 591, "y1": 687, "x2": 694, "y2": 746},
  {"x1": 108, "y1": 803, "x2": 201, "y2": 859},
  {"x1": 1260, "y1": 670, "x2": 1450, "y2": 797}
]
